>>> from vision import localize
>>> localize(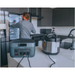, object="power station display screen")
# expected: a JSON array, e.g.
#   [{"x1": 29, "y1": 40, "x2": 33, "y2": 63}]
[{"x1": 18, "y1": 44, "x2": 27, "y2": 46}]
